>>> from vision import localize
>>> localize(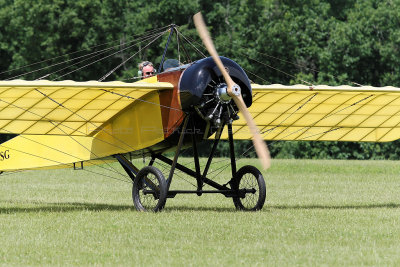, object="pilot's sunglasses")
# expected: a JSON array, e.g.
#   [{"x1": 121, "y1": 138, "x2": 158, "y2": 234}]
[{"x1": 145, "y1": 72, "x2": 154, "y2": 75}]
